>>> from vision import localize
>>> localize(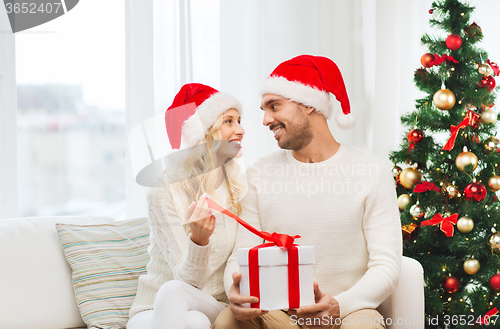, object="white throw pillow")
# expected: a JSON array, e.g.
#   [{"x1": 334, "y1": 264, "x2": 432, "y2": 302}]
[{"x1": 0, "y1": 216, "x2": 114, "y2": 329}]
